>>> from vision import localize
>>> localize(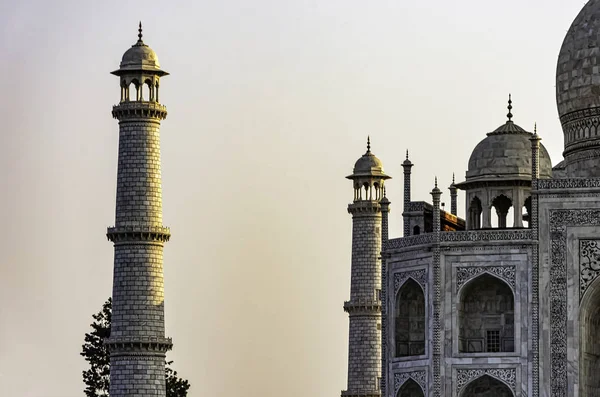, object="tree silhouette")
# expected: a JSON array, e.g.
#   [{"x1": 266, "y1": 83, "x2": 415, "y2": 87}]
[{"x1": 81, "y1": 298, "x2": 190, "y2": 397}]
